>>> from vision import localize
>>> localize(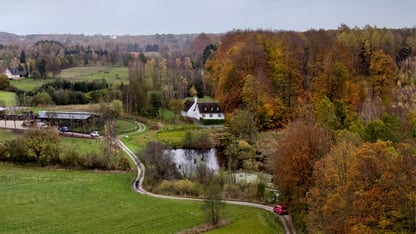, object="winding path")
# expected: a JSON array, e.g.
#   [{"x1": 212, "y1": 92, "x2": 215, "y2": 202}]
[{"x1": 116, "y1": 122, "x2": 296, "y2": 234}]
